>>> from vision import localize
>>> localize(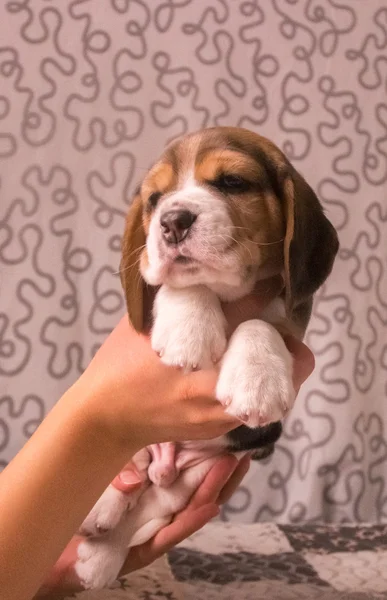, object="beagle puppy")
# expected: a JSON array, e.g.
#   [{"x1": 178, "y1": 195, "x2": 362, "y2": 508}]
[{"x1": 75, "y1": 127, "x2": 339, "y2": 589}]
